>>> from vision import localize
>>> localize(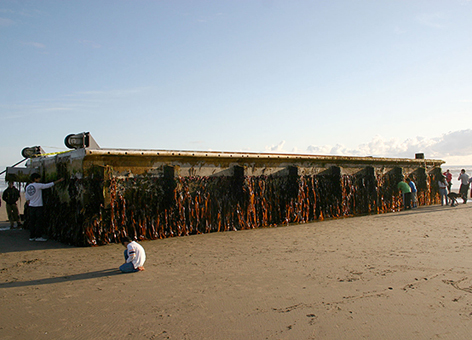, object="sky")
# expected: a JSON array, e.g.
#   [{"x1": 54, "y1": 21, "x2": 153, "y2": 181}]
[{"x1": 1, "y1": 0, "x2": 472, "y2": 175}]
